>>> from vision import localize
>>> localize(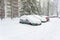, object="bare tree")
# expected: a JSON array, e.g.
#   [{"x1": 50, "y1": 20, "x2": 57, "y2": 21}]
[
  {"x1": 48, "y1": 0, "x2": 58, "y2": 17},
  {"x1": 0, "y1": 0, "x2": 5, "y2": 20},
  {"x1": 36, "y1": 0, "x2": 41, "y2": 15}
]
